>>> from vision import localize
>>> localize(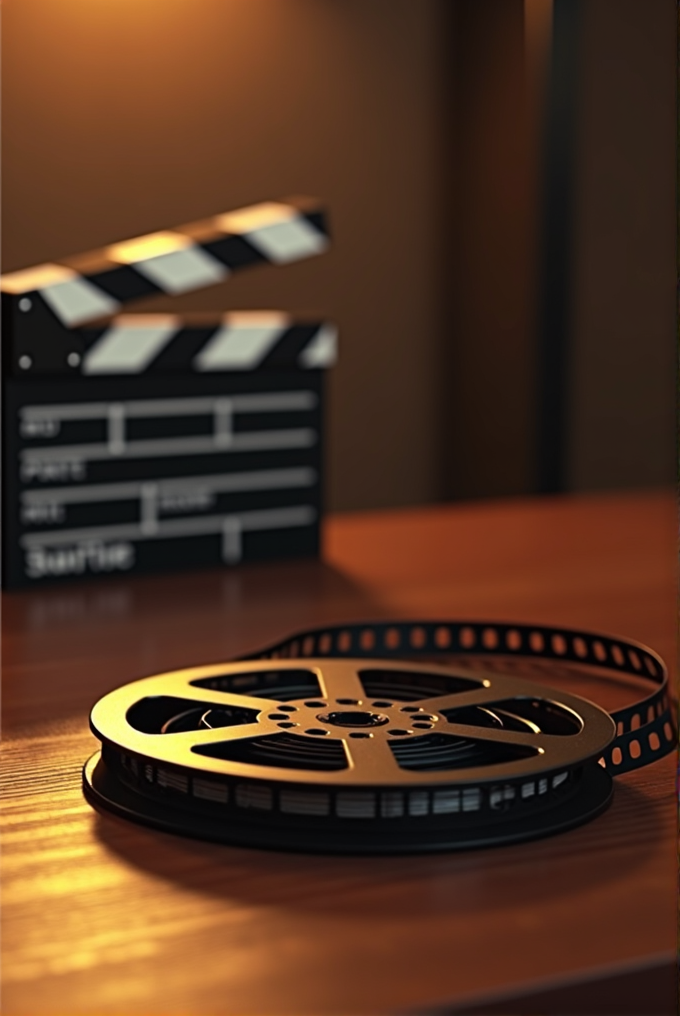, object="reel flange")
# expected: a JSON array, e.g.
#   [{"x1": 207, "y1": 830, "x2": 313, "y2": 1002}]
[{"x1": 84, "y1": 656, "x2": 617, "y2": 853}]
